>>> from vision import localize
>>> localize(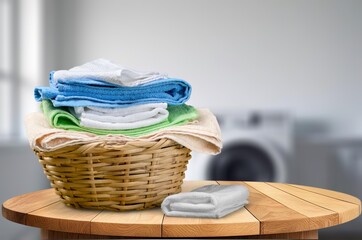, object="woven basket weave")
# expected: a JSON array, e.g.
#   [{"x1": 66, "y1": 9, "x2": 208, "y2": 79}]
[{"x1": 34, "y1": 138, "x2": 191, "y2": 211}]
